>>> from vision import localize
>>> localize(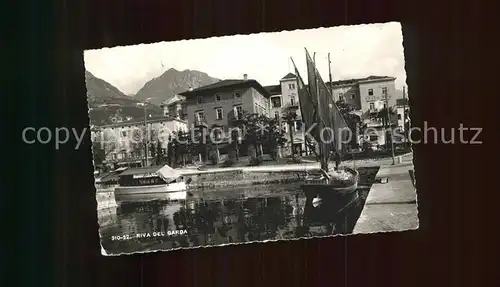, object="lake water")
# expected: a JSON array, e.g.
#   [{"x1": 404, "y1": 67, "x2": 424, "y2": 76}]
[{"x1": 98, "y1": 167, "x2": 379, "y2": 255}]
